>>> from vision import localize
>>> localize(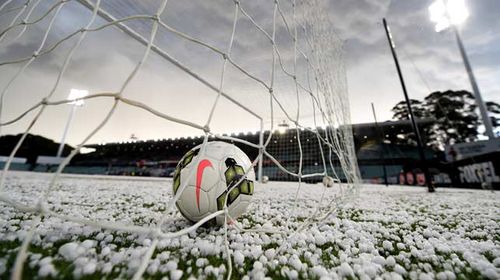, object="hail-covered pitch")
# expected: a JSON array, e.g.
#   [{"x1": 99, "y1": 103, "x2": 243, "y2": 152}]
[
  {"x1": 0, "y1": 171, "x2": 499, "y2": 279},
  {"x1": 172, "y1": 141, "x2": 255, "y2": 225}
]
